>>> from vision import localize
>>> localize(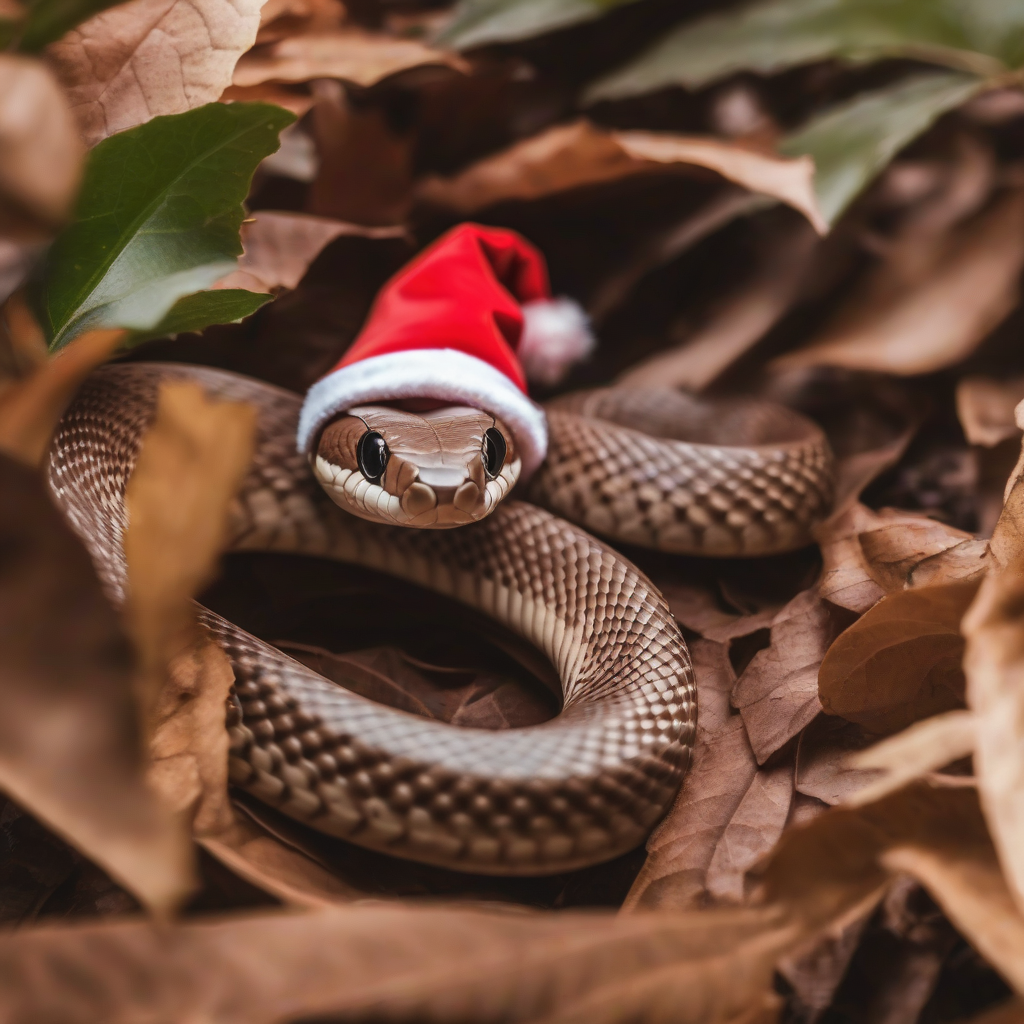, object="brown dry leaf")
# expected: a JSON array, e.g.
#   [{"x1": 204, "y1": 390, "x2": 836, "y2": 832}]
[
  {"x1": 198, "y1": 805, "x2": 361, "y2": 906},
  {"x1": 624, "y1": 639, "x2": 760, "y2": 911},
  {"x1": 0, "y1": 453, "x2": 193, "y2": 917},
  {"x1": 0, "y1": 900, "x2": 796, "y2": 1024},
  {"x1": 0, "y1": 55, "x2": 83, "y2": 240},
  {"x1": 0, "y1": 327, "x2": 124, "y2": 465},
  {"x1": 957, "y1": 376, "x2": 1024, "y2": 448},
  {"x1": 775, "y1": 188, "x2": 1024, "y2": 376},
  {"x1": 233, "y1": 26, "x2": 467, "y2": 89},
  {"x1": 47, "y1": 0, "x2": 266, "y2": 146},
  {"x1": 844, "y1": 710, "x2": 976, "y2": 807},
  {"x1": 147, "y1": 634, "x2": 236, "y2": 836},
  {"x1": 961, "y1": 1001, "x2": 1024, "y2": 1024},
  {"x1": 755, "y1": 783, "x2": 1016, "y2": 974},
  {"x1": 818, "y1": 581, "x2": 980, "y2": 736},
  {"x1": 882, "y1": 838, "x2": 1024, "y2": 993},
  {"x1": 962, "y1": 546, "x2": 1024, "y2": 919},
  {"x1": 416, "y1": 120, "x2": 827, "y2": 232},
  {"x1": 123, "y1": 380, "x2": 256, "y2": 721},
  {"x1": 817, "y1": 503, "x2": 988, "y2": 614},
  {"x1": 616, "y1": 219, "x2": 819, "y2": 391},
  {"x1": 220, "y1": 81, "x2": 314, "y2": 118},
  {"x1": 732, "y1": 589, "x2": 841, "y2": 764},
  {"x1": 216, "y1": 211, "x2": 406, "y2": 293},
  {"x1": 306, "y1": 79, "x2": 413, "y2": 226},
  {"x1": 705, "y1": 761, "x2": 794, "y2": 904},
  {"x1": 795, "y1": 714, "x2": 880, "y2": 806}
]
